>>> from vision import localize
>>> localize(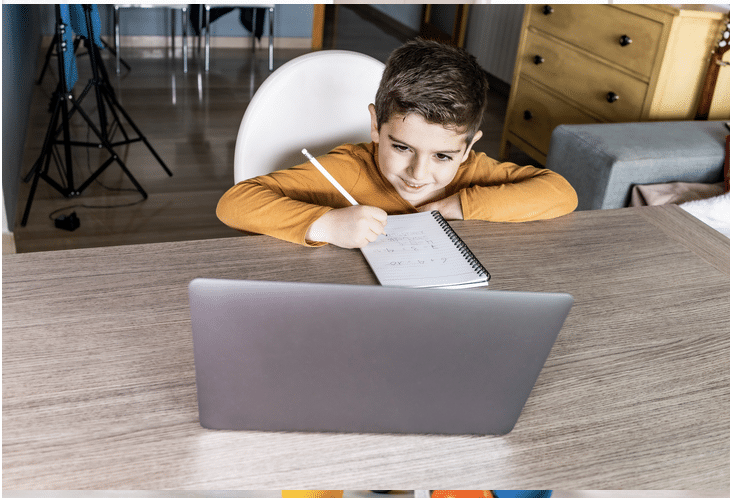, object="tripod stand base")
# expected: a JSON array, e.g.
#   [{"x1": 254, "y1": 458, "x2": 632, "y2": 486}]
[{"x1": 22, "y1": 5, "x2": 169, "y2": 228}]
